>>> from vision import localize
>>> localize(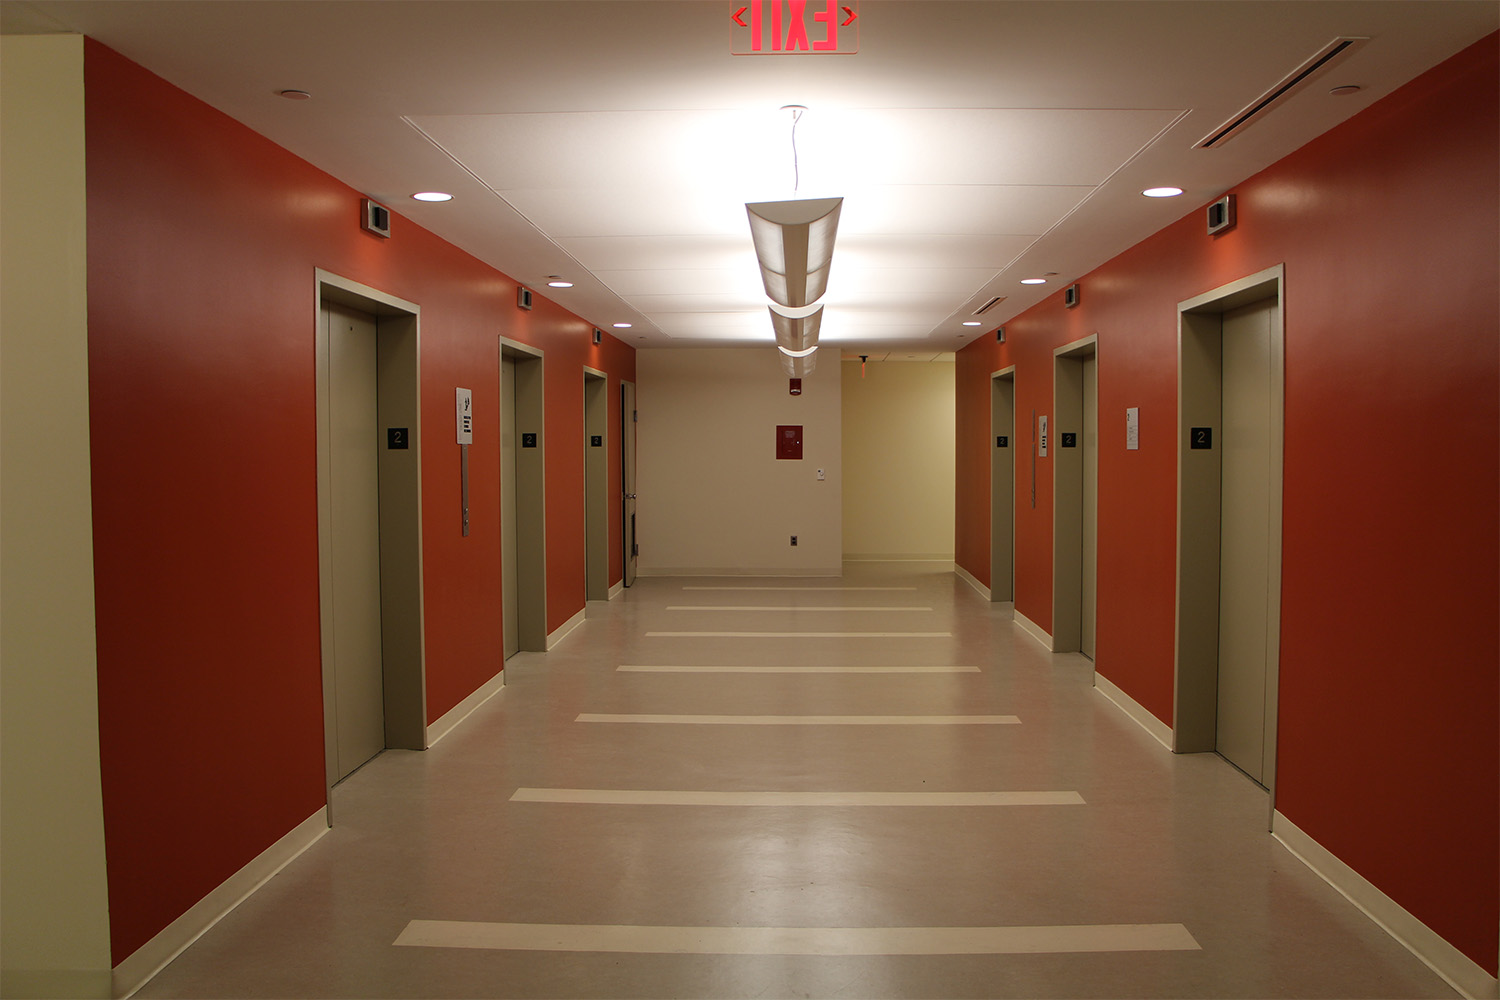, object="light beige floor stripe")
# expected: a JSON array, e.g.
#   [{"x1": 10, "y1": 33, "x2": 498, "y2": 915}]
[
  {"x1": 681, "y1": 586, "x2": 918, "y2": 591},
  {"x1": 394, "y1": 920, "x2": 1198, "y2": 955},
  {"x1": 575, "y1": 713, "x2": 1019, "y2": 725},
  {"x1": 617, "y1": 665, "x2": 982, "y2": 673},
  {"x1": 510, "y1": 789, "x2": 1083, "y2": 806},
  {"x1": 644, "y1": 631, "x2": 953, "y2": 638},
  {"x1": 665, "y1": 605, "x2": 934, "y2": 612}
]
